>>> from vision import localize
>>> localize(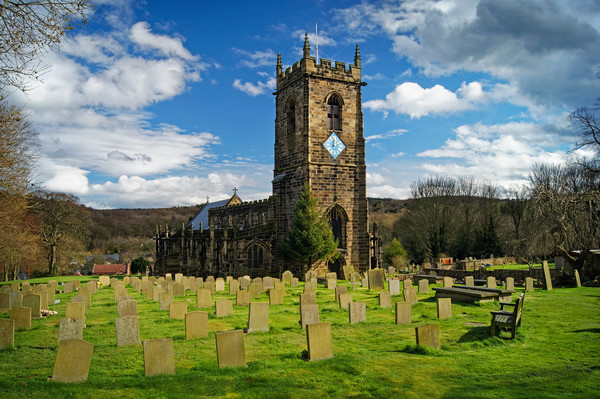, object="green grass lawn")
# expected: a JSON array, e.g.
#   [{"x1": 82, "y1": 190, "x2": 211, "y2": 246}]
[{"x1": 0, "y1": 276, "x2": 598, "y2": 398}]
